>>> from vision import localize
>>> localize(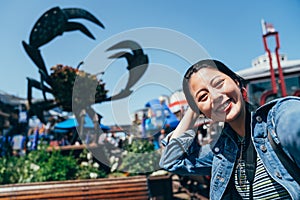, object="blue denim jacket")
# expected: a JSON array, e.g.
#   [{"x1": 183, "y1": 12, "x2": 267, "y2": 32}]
[{"x1": 159, "y1": 96, "x2": 300, "y2": 200}]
